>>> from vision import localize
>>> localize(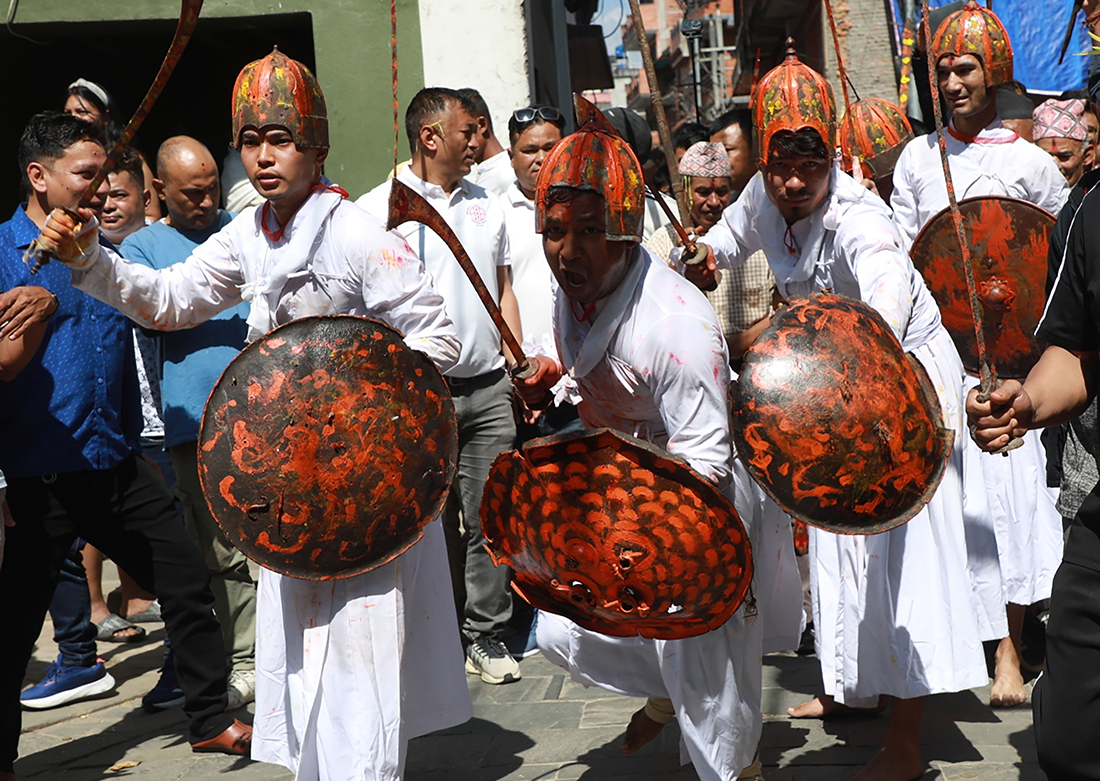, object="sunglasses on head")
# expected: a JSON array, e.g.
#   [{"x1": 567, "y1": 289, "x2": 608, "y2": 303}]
[{"x1": 512, "y1": 106, "x2": 562, "y2": 124}]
